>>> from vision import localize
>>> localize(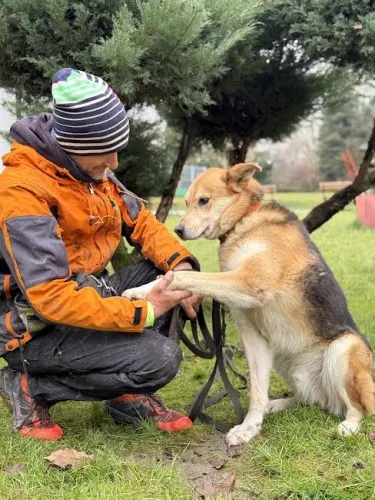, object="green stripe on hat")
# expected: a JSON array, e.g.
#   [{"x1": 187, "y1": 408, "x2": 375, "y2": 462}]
[
  {"x1": 53, "y1": 86, "x2": 104, "y2": 104},
  {"x1": 52, "y1": 71, "x2": 106, "y2": 104}
]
